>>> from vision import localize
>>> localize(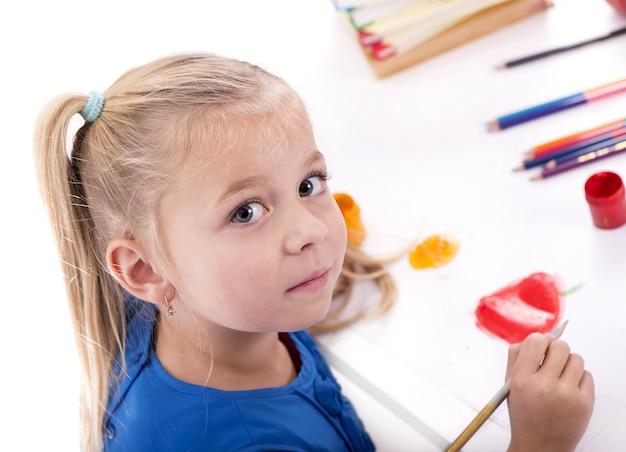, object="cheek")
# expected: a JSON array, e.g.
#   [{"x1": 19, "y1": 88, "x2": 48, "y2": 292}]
[
  {"x1": 179, "y1": 251, "x2": 273, "y2": 323},
  {"x1": 328, "y1": 203, "x2": 348, "y2": 255},
  {"x1": 211, "y1": 241, "x2": 284, "y2": 297}
]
